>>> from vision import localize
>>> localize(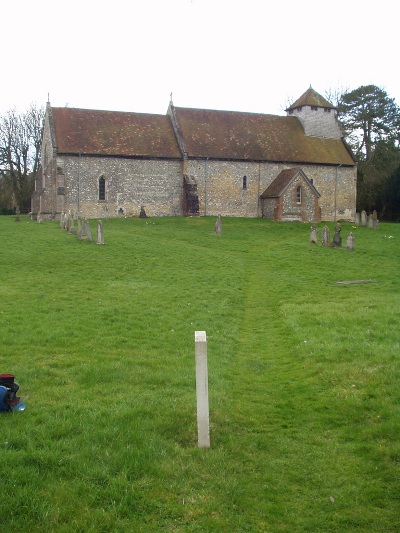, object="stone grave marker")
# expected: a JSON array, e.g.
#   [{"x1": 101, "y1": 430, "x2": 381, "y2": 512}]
[
  {"x1": 322, "y1": 225, "x2": 330, "y2": 246},
  {"x1": 361, "y1": 210, "x2": 367, "y2": 227},
  {"x1": 97, "y1": 220, "x2": 105, "y2": 245},
  {"x1": 332, "y1": 223, "x2": 342, "y2": 248},
  {"x1": 82, "y1": 218, "x2": 93, "y2": 241},
  {"x1": 214, "y1": 214, "x2": 222, "y2": 235},
  {"x1": 310, "y1": 225, "x2": 318, "y2": 245},
  {"x1": 346, "y1": 232, "x2": 355, "y2": 251},
  {"x1": 354, "y1": 212, "x2": 360, "y2": 226}
]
